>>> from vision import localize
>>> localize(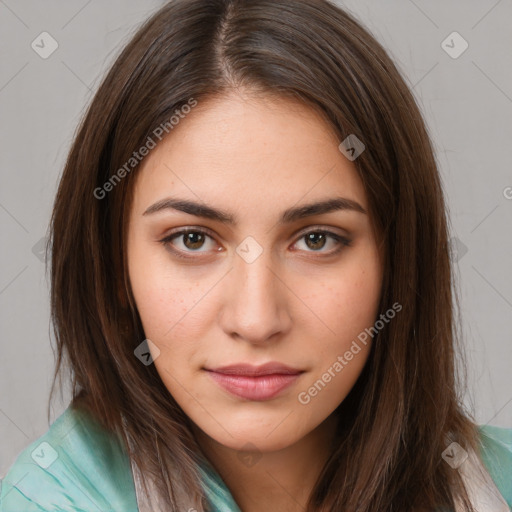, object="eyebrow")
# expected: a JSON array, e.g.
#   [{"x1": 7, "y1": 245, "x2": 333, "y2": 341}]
[{"x1": 143, "y1": 196, "x2": 367, "y2": 224}]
